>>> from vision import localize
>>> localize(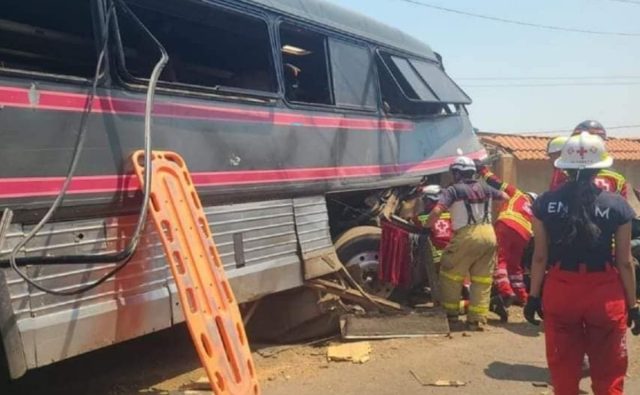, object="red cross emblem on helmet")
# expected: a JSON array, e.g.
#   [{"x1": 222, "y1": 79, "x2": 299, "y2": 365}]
[{"x1": 577, "y1": 146, "x2": 588, "y2": 158}]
